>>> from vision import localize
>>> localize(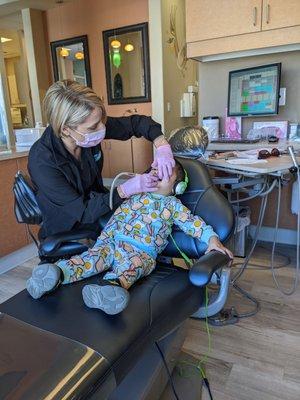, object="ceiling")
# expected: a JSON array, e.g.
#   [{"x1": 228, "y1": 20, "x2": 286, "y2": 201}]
[
  {"x1": 0, "y1": 0, "x2": 74, "y2": 17},
  {"x1": 0, "y1": 11, "x2": 22, "y2": 29},
  {"x1": 0, "y1": 0, "x2": 75, "y2": 57}
]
